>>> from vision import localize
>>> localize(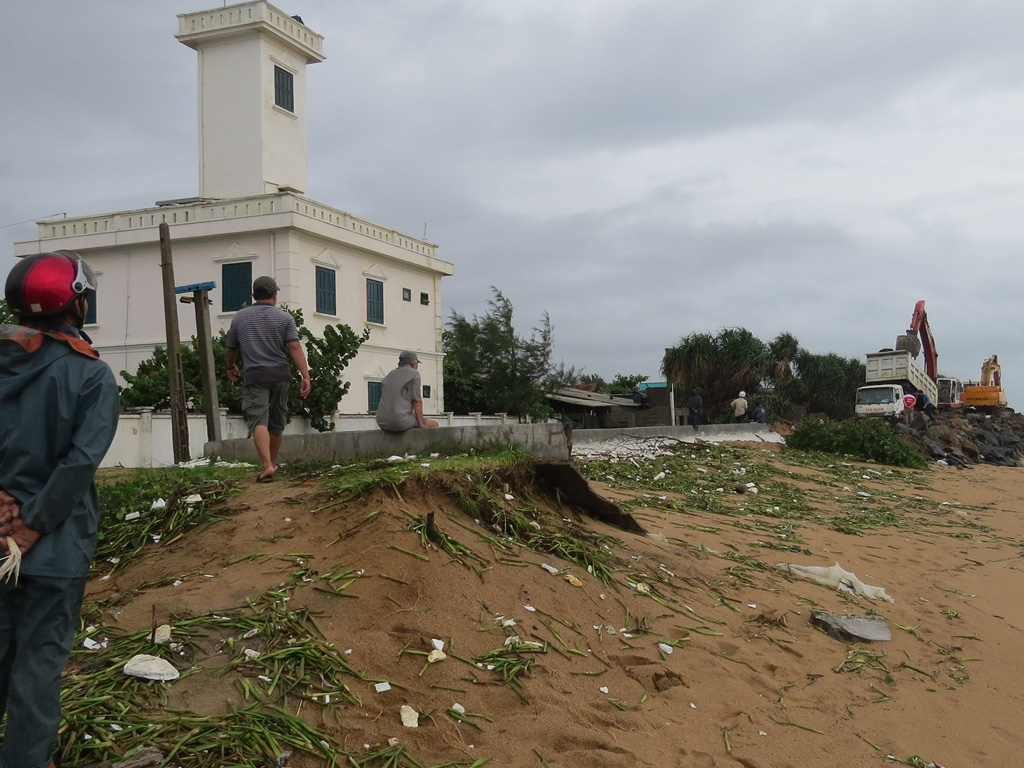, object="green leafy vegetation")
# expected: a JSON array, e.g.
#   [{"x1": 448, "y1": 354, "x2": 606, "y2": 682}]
[
  {"x1": 786, "y1": 418, "x2": 927, "y2": 469},
  {"x1": 0, "y1": 298, "x2": 15, "y2": 325},
  {"x1": 661, "y1": 327, "x2": 865, "y2": 421},
  {"x1": 95, "y1": 466, "x2": 249, "y2": 574},
  {"x1": 118, "y1": 306, "x2": 367, "y2": 432},
  {"x1": 443, "y1": 287, "x2": 555, "y2": 420}
]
